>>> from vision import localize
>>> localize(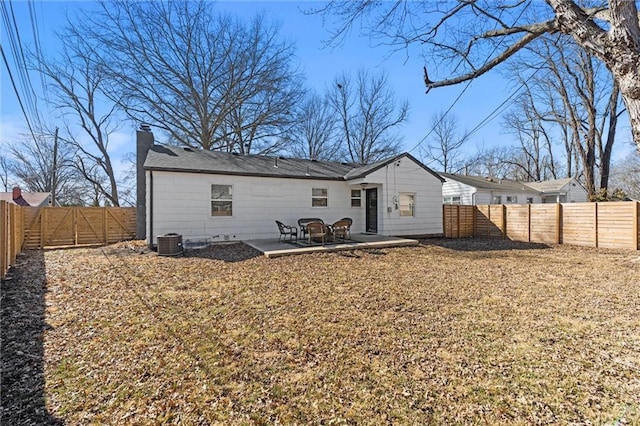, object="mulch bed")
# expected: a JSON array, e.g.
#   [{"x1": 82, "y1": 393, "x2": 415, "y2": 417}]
[{"x1": 2, "y1": 239, "x2": 639, "y2": 424}]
